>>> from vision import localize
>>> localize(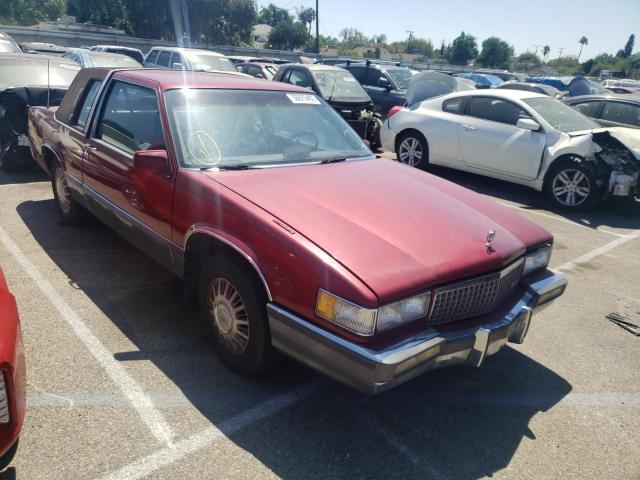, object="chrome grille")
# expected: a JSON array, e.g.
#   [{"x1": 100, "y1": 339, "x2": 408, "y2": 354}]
[{"x1": 428, "y1": 259, "x2": 524, "y2": 325}]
